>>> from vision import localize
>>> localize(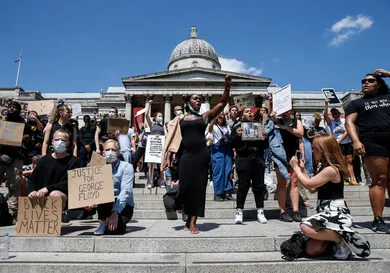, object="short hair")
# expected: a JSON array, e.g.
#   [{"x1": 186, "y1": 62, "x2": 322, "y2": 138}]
[
  {"x1": 230, "y1": 105, "x2": 238, "y2": 111},
  {"x1": 53, "y1": 129, "x2": 69, "y2": 140},
  {"x1": 103, "y1": 139, "x2": 119, "y2": 150},
  {"x1": 110, "y1": 107, "x2": 118, "y2": 113}
]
